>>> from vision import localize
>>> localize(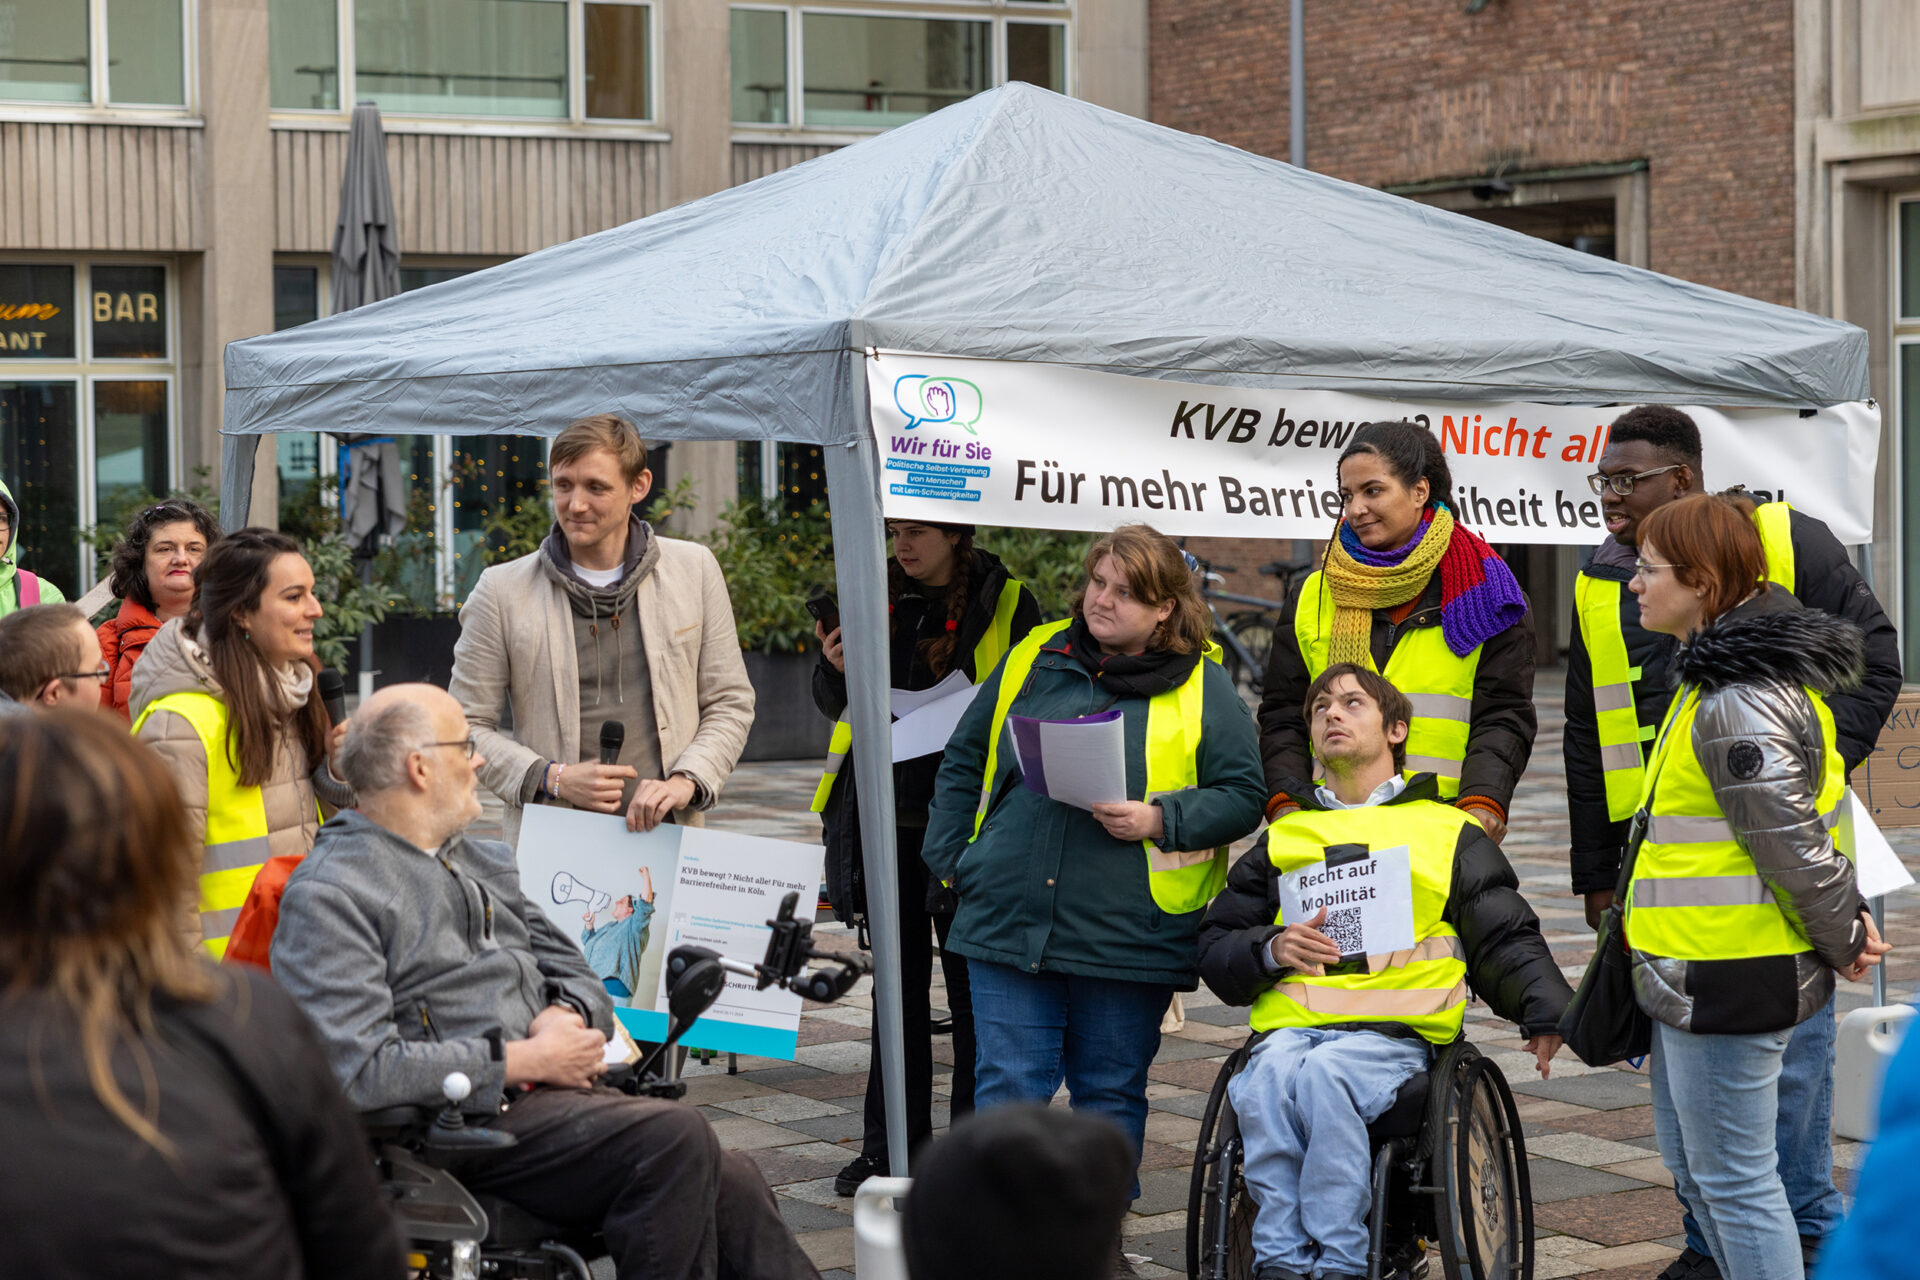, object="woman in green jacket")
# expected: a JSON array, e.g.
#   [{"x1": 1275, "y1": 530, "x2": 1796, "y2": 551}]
[{"x1": 920, "y1": 524, "x2": 1265, "y2": 1212}]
